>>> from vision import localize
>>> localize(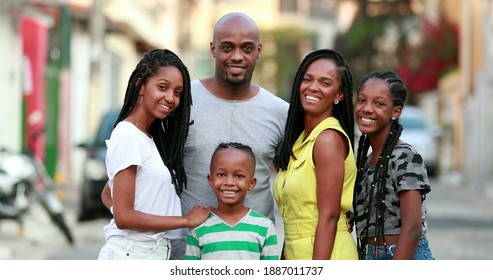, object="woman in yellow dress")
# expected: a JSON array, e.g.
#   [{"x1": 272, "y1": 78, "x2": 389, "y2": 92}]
[{"x1": 274, "y1": 49, "x2": 358, "y2": 260}]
